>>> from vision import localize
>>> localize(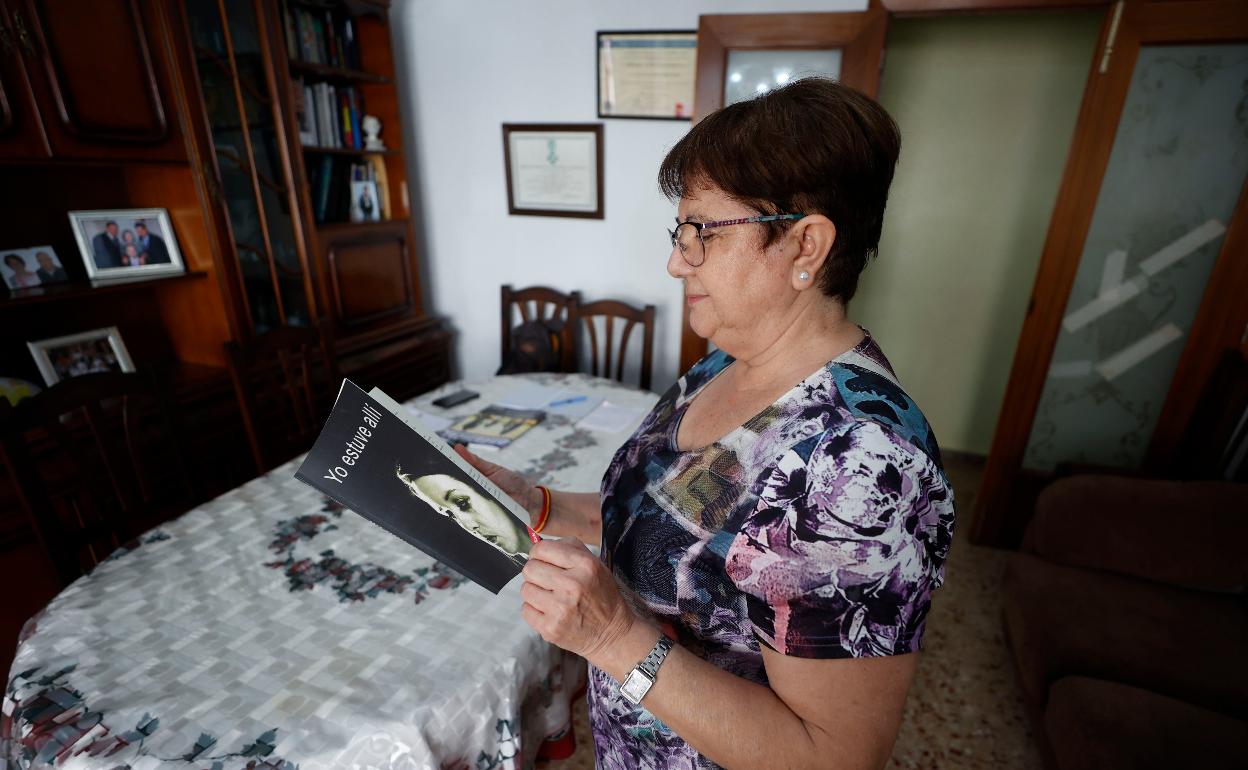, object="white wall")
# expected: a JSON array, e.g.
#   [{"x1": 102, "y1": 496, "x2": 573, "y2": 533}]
[{"x1": 392, "y1": 0, "x2": 865, "y2": 391}]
